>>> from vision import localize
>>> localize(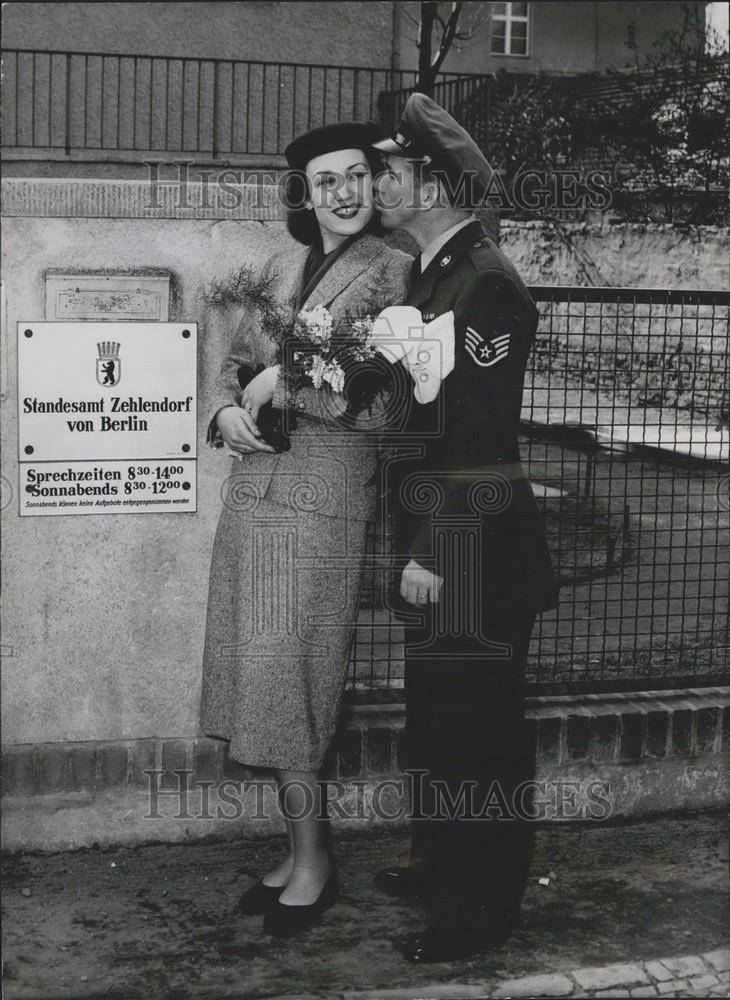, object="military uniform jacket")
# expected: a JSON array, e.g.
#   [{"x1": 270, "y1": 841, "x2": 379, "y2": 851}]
[{"x1": 387, "y1": 219, "x2": 558, "y2": 613}]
